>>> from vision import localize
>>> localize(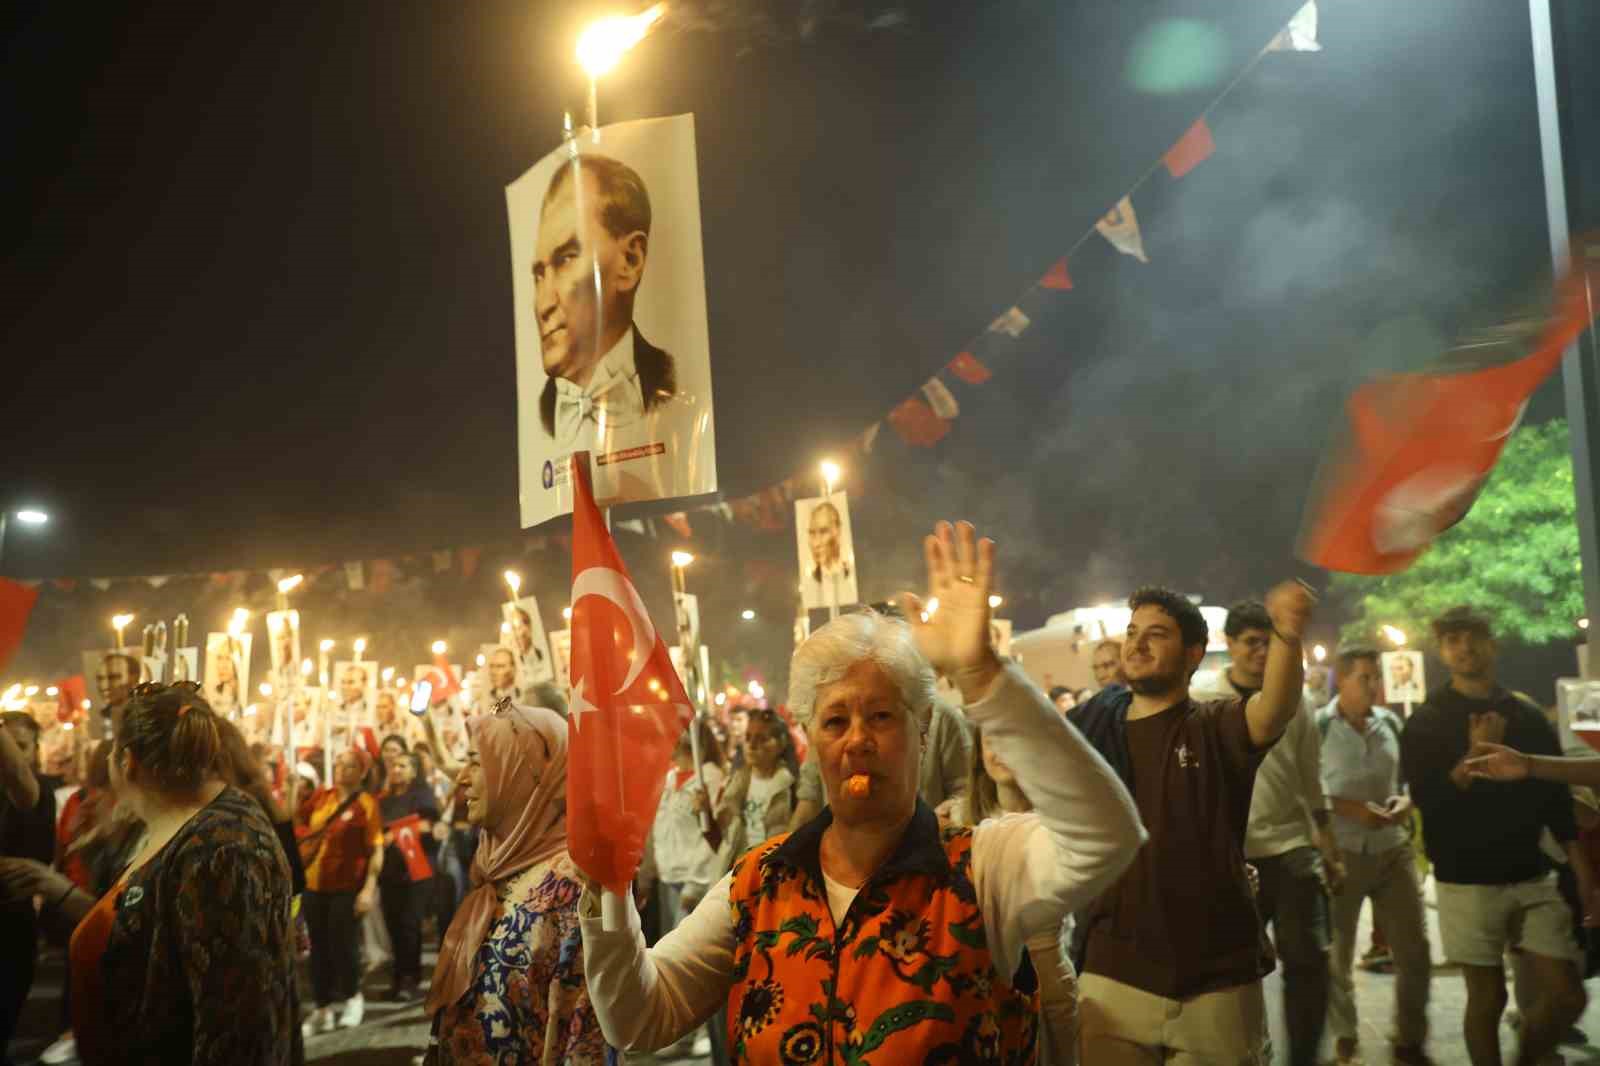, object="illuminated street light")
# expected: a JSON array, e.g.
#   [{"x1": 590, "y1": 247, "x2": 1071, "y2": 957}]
[
  {"x1": 45, "y1": 686, "x2": 58, "y2": 697},
  {"x1": 320, "y1": 639, "x2": 335, "y2": 652},
  {"x1": 741, "y1": 609, "x2": 756, "y2": 621},
  {"x1": 276, "y1": 574, "x2": 304, "y2": 595},
  {"x1": 671, "y1": 551, "x2": 695, "y2": 569},
  {"x1": 576, "y1": 4, "x2": 666, "y2": 79},
  {"x1": 1312, "y1": 644, "x2": 1328, "y2": 663},
  {"x1": 431, "y1": 640, "x2": 447, "y2": 655},
  {"x1": 381, "y1": 667, "x2": 395, "y2": 684},
  {"x1": 505, "y1": 571, "x2": 522, "y2": 598},
  {"x1": 354, "y1": 638, "x2": 368, "y2": 659},
  {"x1": 1381, "y1": 625, "x2": 1408, "y2": 646},
  {"x1": 111, "y1": 614, "x2": 135, "y2": 649},
  {"x1": 988, "y1": 595, "x2": 1003, "y2": 609}
]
